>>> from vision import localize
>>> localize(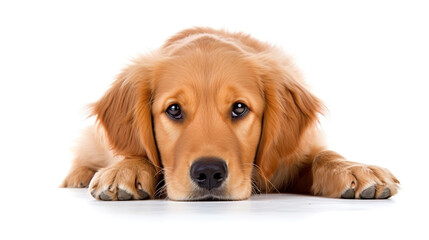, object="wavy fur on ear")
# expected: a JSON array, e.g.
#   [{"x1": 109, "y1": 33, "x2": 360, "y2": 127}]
[
  {"x1": 91, "y1": 56, "x2": 160, "y2": 169},
  {"x1": 250, "y1": 51, "x2": 324, "y2": 188}
]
